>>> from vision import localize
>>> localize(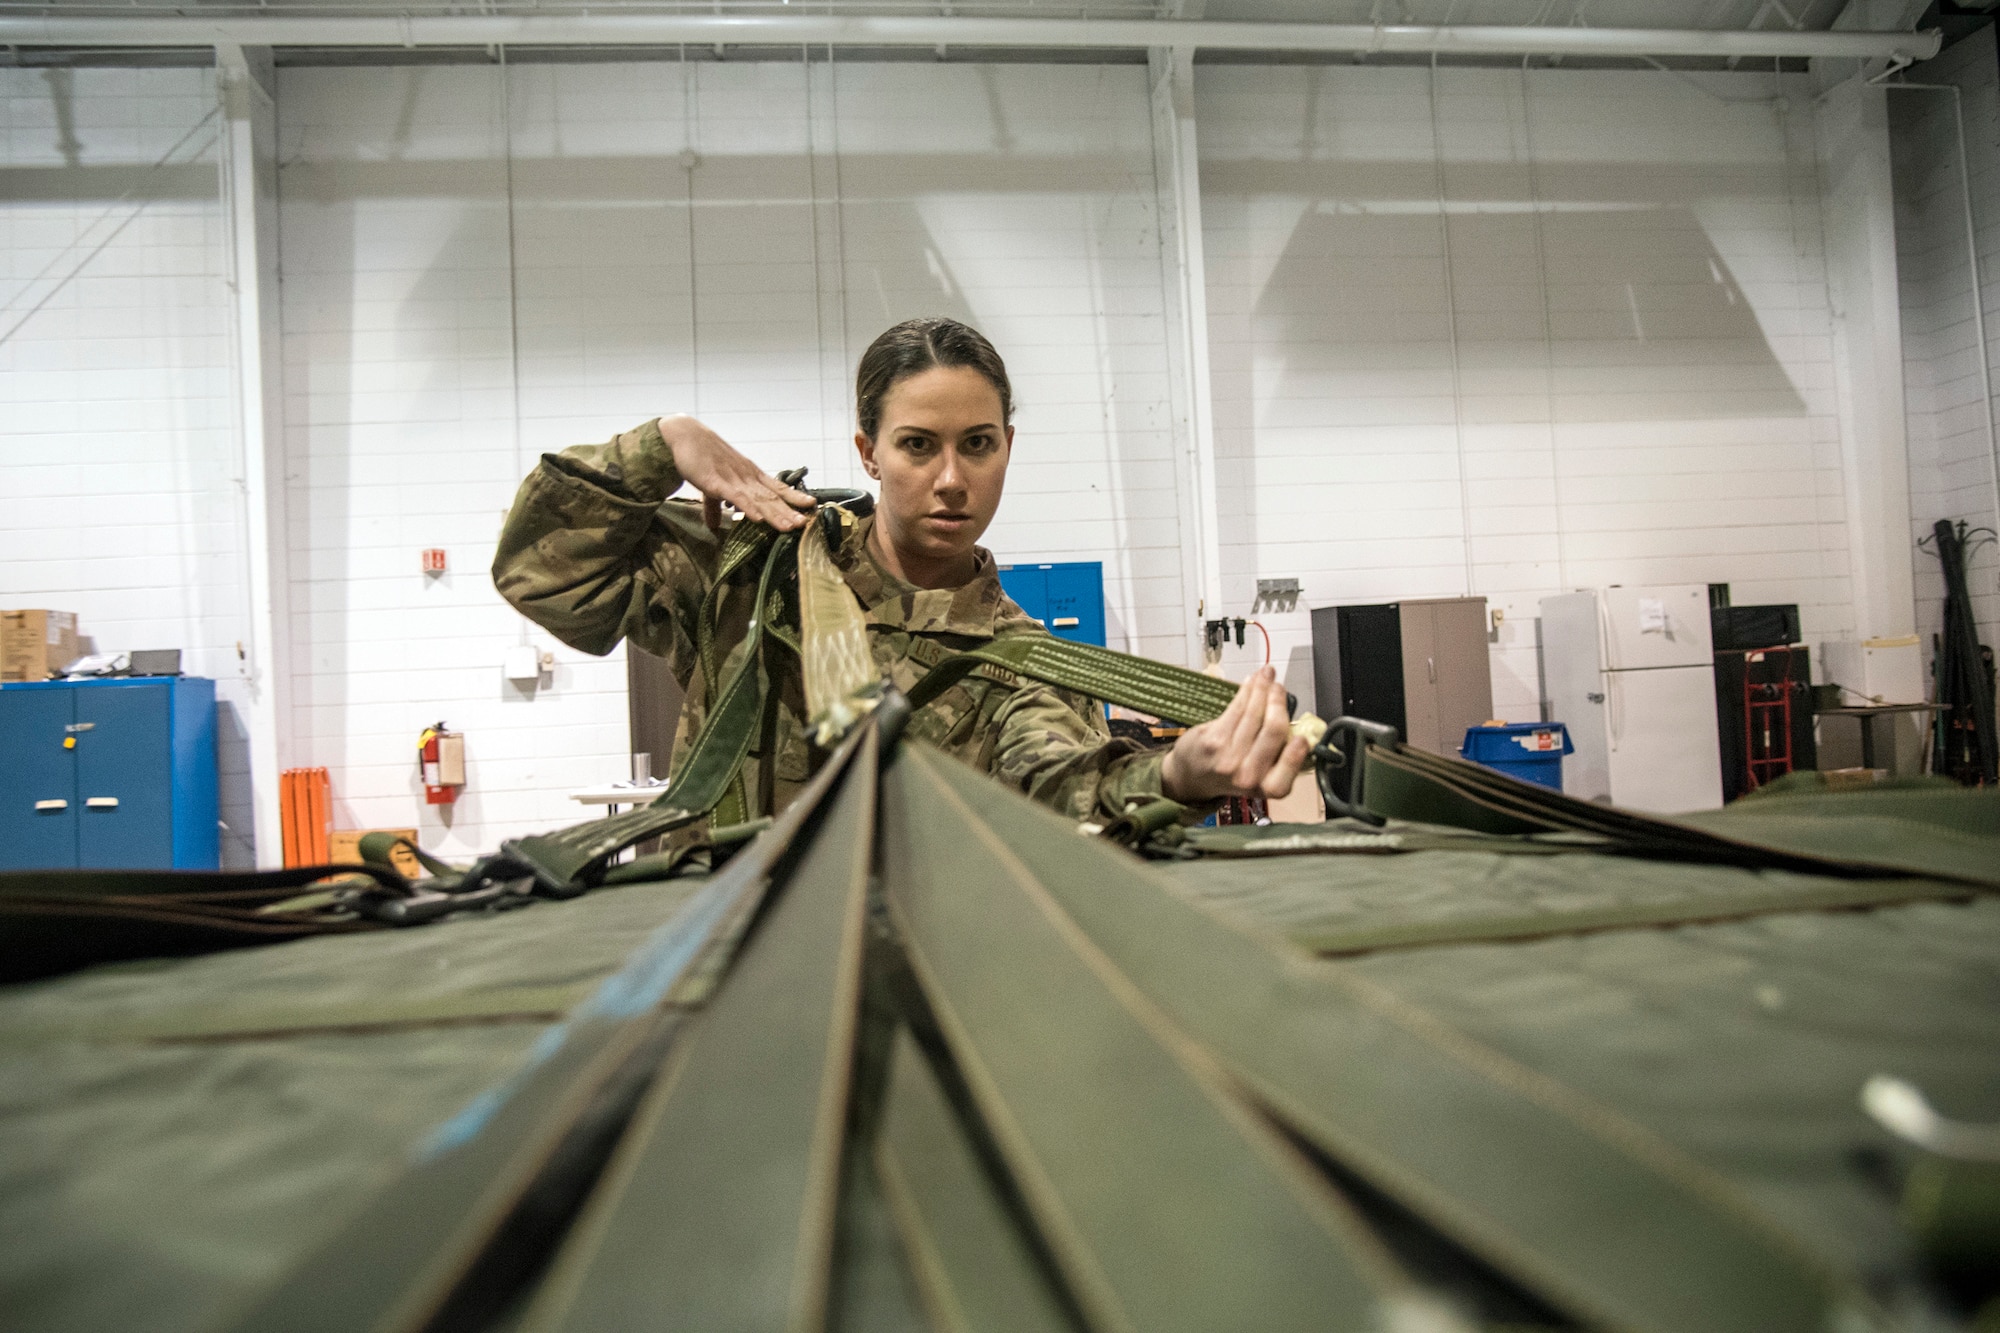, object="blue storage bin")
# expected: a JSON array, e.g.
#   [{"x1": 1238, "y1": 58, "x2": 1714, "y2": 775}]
[{"x1": 1461, "y1": 722, "x2": 1573, "y2": 792}]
